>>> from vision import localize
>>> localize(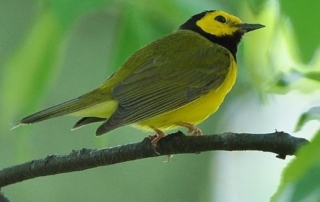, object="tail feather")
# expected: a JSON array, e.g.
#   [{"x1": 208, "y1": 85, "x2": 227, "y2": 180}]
[
  {"x1": 72, "y1": 117, "x2": 106, "y2": 130},
  {"x1": 15, "y1": 91, "x2": 108, "y2": 127},
  {"x1": 19, "y1": 98, "x2": 86, "y2": 124}
]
